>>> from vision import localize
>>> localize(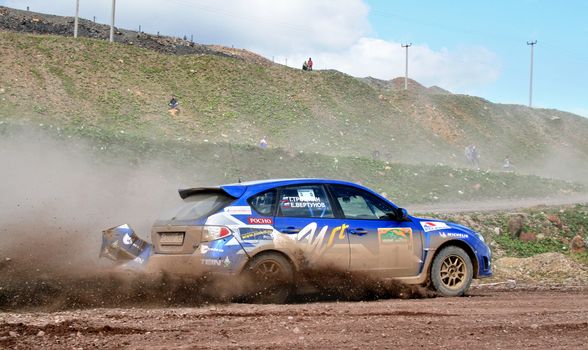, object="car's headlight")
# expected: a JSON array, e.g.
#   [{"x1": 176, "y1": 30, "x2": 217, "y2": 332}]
[{"x1": 473, "y1": 230, "x2": 485, "y2": 243}]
